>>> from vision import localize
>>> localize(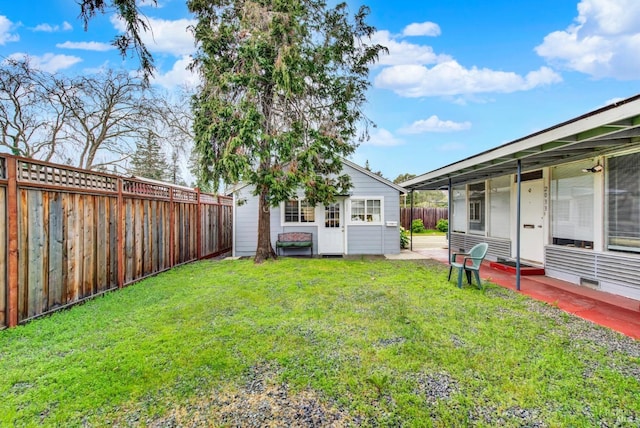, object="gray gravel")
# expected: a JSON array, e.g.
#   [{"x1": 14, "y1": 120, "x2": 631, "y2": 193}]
[{"x1": 143, "y1": 285, "x2": 640, "y2": 427}]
